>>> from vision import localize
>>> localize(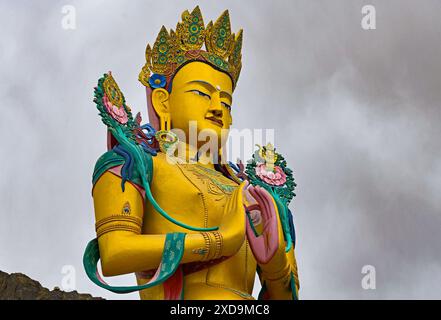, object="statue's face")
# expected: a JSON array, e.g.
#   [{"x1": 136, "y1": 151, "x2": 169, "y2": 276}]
[{"x1": 168, "y1": 61, "x2": 233, "y2": 147}]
